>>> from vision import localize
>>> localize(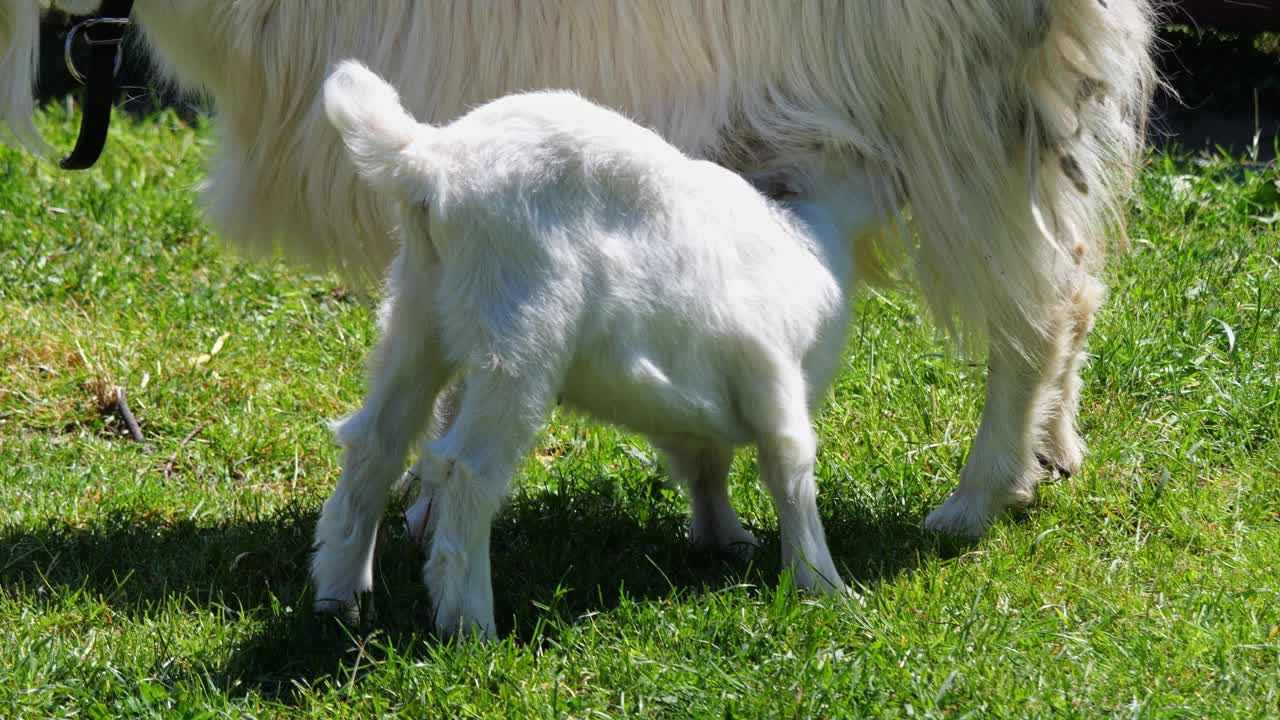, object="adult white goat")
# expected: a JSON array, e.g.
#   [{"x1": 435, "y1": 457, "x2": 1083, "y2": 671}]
[{"x1": 0, "y1": 2, "x2": 1156, "y2": 559}]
